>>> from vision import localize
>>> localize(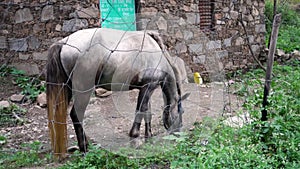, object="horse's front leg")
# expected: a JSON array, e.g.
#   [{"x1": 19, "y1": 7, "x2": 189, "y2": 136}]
[
  {"x1": 129, "y1": 111, "x2": 143, "y2": 138},
  {"x1": 129, "y1": 85, "x2": 155, "y2": 138},
  {"x1": 130, "y1": 110, "x2": 152, "y2": 138},
  {"x1": 144, "y1": 103, "x2": 152, "y2": 138}
]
